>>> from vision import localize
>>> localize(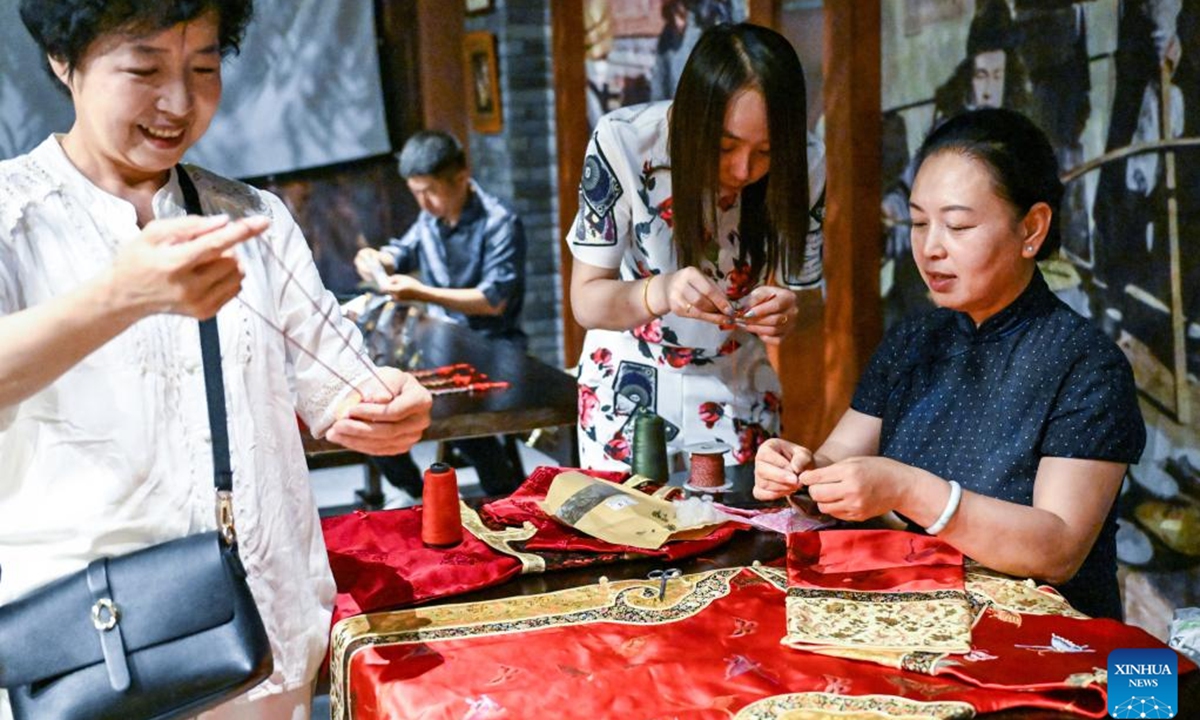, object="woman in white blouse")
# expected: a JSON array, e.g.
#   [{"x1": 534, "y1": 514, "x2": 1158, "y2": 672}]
[
  {"x1": 569, "y1": 23, "x2": 824, "y2": 470},
  {"x1": 0, "y1": 1, "x2": 431, "y2": 718}
]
